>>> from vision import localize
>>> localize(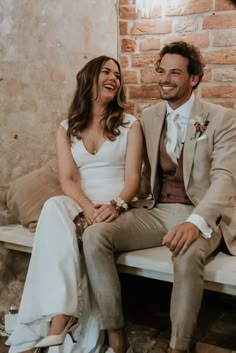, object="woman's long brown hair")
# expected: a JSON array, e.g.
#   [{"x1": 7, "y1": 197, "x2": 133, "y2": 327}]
[{"x1": 67, "y1": 56, "x2": 127, "y2": 141}]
